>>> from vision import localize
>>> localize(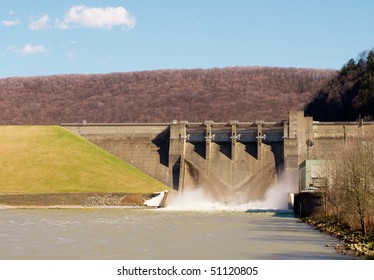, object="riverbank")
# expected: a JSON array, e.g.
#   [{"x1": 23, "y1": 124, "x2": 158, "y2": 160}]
[
  {"x1": 302, "y1": 216, "x2": 374, "y2": 259},
  {"x1": 0, "y1": 193, "x2": 155, "y2": 208}
]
